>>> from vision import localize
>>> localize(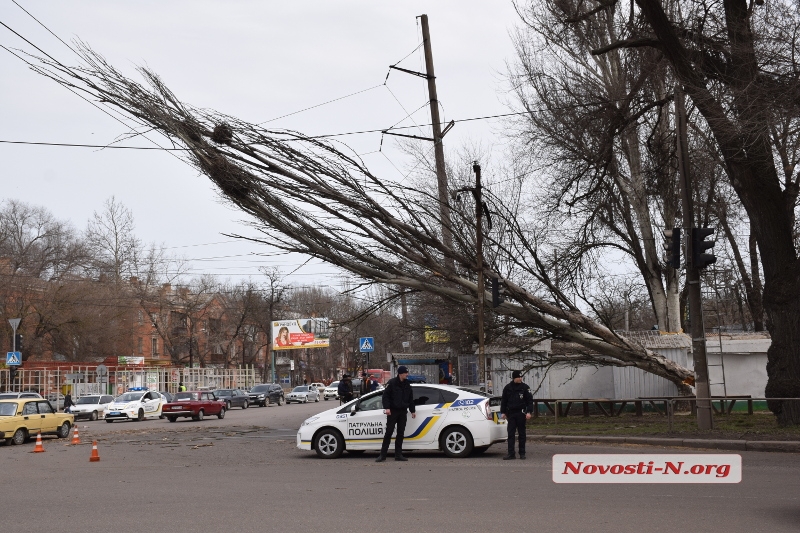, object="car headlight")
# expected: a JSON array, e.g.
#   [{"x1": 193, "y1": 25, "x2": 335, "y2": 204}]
[
  {"x1": 258, "y1": 394, "x2": 265, "y2": 398},
  {"x1": 301, "y1": 417, "x2": 319, "y2": 426}
]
